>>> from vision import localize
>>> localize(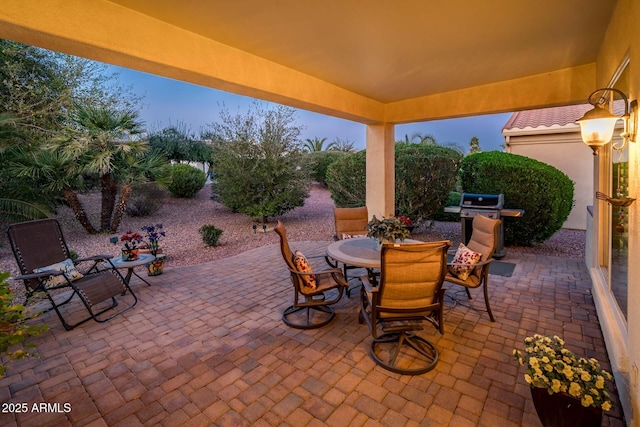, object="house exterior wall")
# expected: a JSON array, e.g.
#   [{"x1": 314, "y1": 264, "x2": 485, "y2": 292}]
[
  {"x1": 591, "y1": 0, "x2": 640, "y2": 424},
  {"x1": 505, "y1": 131, "x2": 594, "y2": 230}
]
